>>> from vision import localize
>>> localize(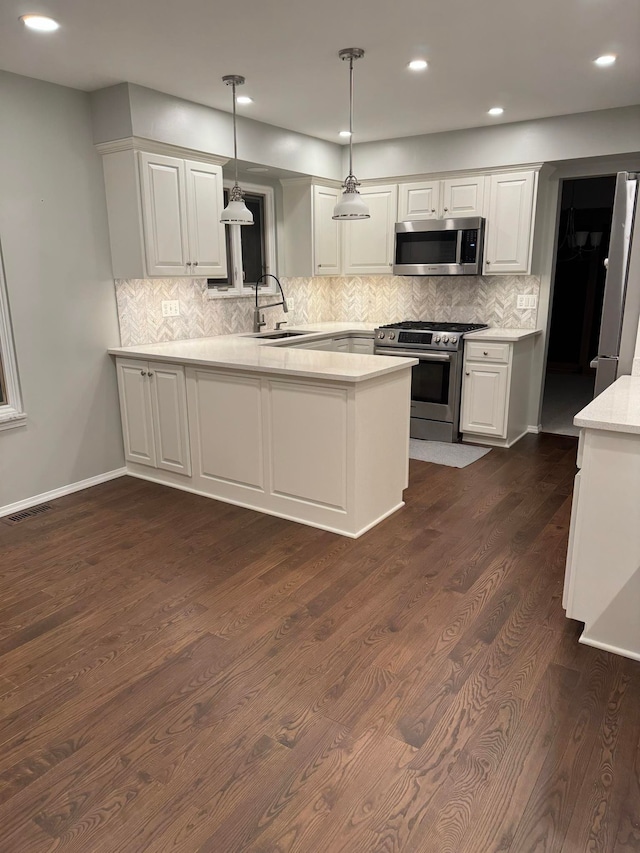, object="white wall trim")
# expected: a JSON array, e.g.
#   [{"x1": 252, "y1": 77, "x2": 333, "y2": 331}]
[
  {"x1": 527, "y1": 424, "x2": 542, "y2": 434},
  {"x1": 96, "y1": 136, "x2": 229, "y2": 167},
  {"x1": 0, "y1": 468, "x2": 127, "y2": 519},
  {"x1": 0, "y1": 241, "x2": 24, "y2": 422}
]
